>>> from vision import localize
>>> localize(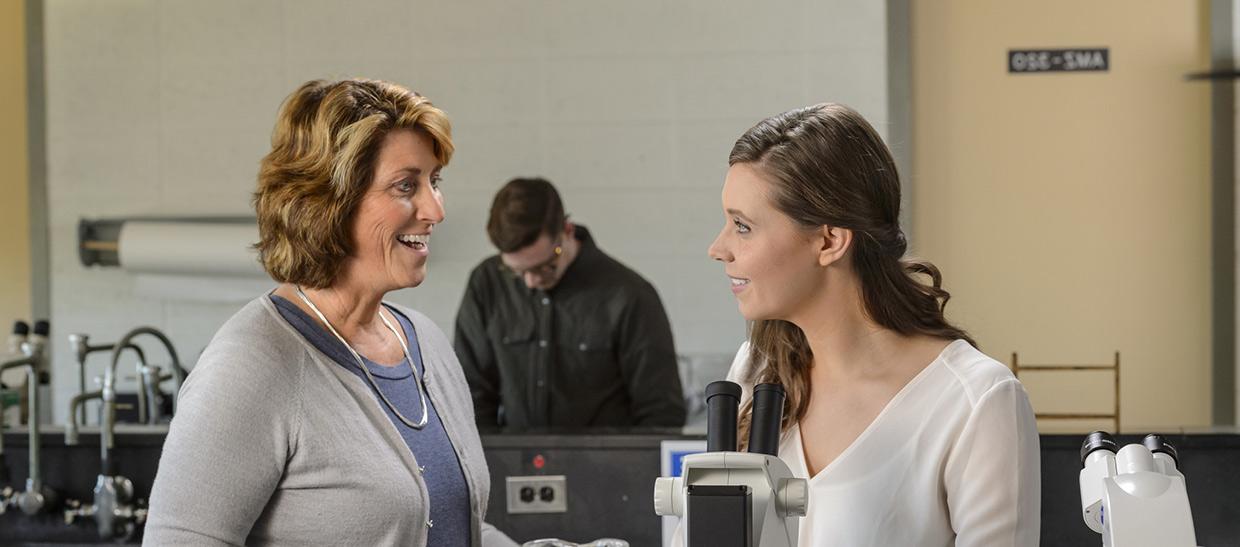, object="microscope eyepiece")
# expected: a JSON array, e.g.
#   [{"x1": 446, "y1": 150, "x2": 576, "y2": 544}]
[
  {"x1": 1080, "y1": 430, "x2": 1118, "y2": 465},
  {"x1": 11, "y1": 321, "x2": 29, "y2": 336},
  {"x1": 705, "y1": 380, "x2": 742, "y2": 401},
  {"x1": 1143, "y1": 434, "x2": 1179, "y2": 465},
  {"x1": 705, "y1": 380, "x2": 742, "y2": 452},
  {"x1": 748, "y1": 383, "x2": 785, "y2": 457},
  {"x1": 32, "y1": 320, "x2": 50, "y2": 337}
]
